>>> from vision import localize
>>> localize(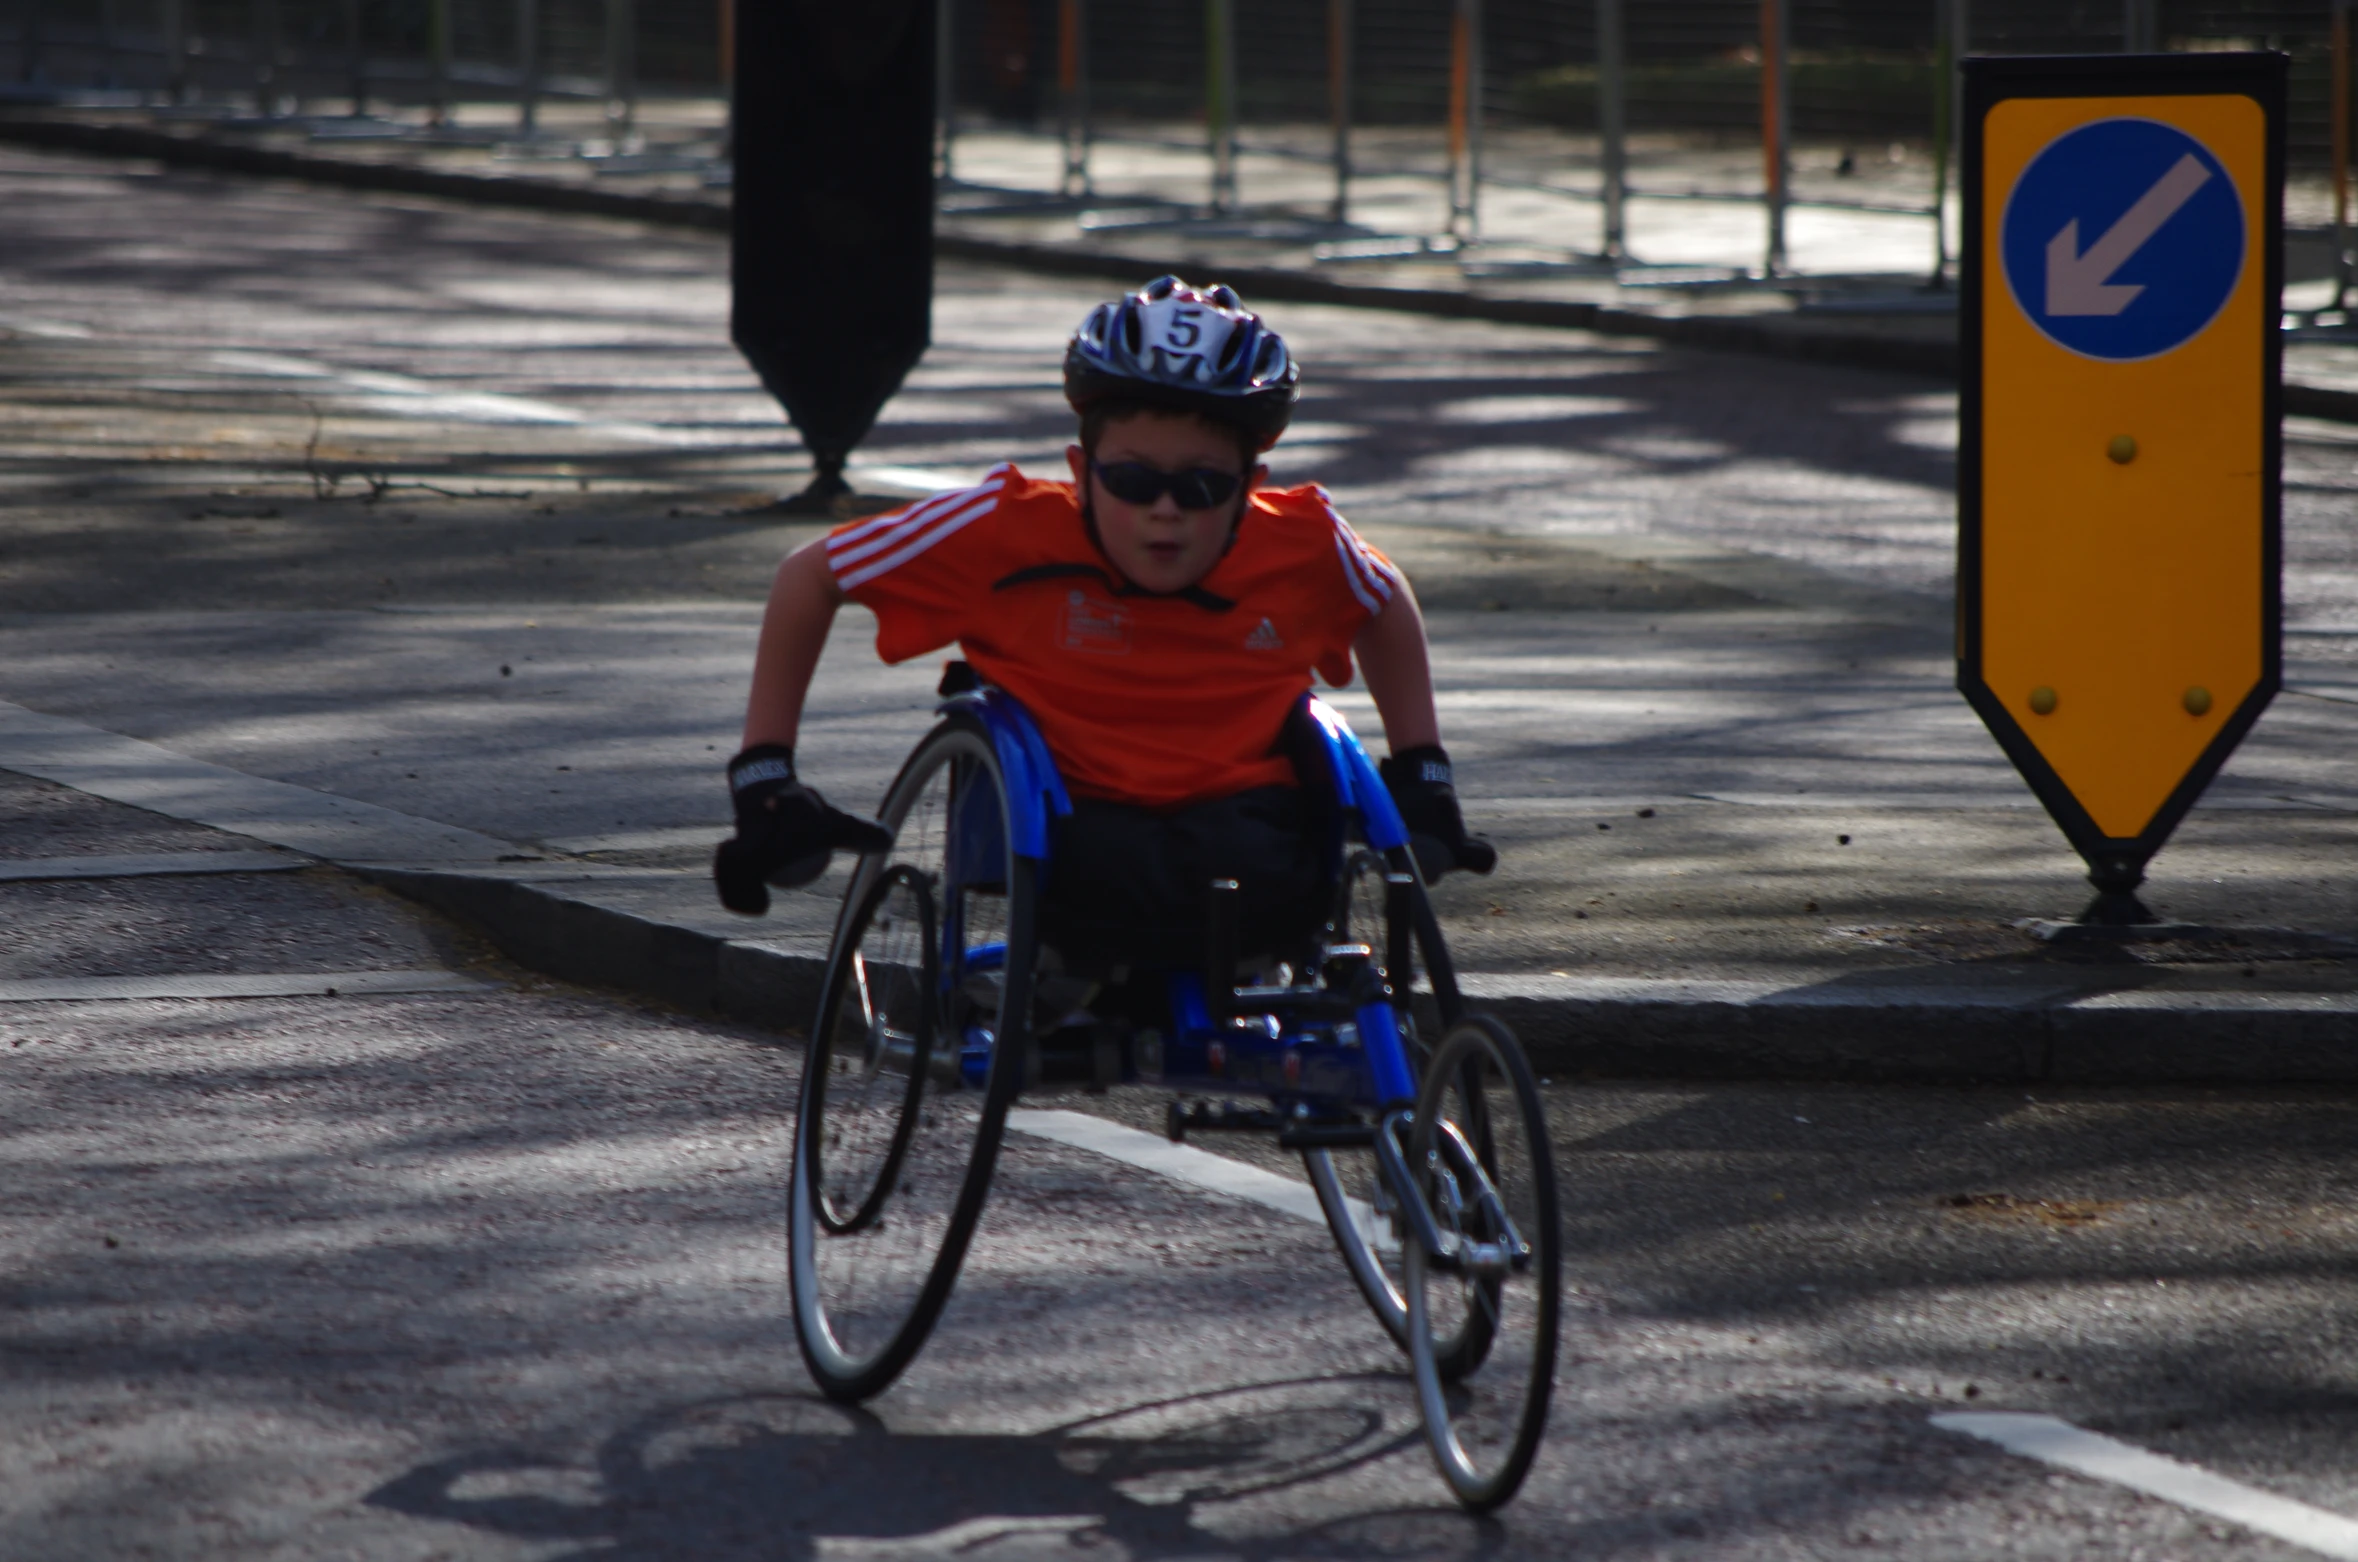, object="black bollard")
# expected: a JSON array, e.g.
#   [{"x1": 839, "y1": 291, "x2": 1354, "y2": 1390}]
[{"x1": 731, "y1": 0, "x2": 937, "y2": 515}]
